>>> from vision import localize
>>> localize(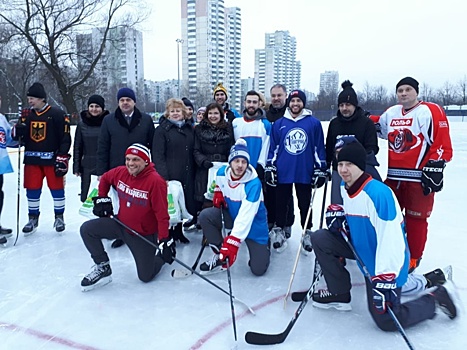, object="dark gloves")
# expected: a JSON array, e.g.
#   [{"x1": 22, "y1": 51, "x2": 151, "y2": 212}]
[
  {"x1": 312, "y1": 168, "x2": 331, "y2": 188},
  {"x1": 371, "y1": 274, "x2": 398, "y2": 314},
  {"x1": 202, "y1": 160, "x2": 214, "y2": 169},
  {"x1": 264, "y1": 164, "x2": 277, "y2": 187},
  {"x1": 158, "y1": 237, "x2": 176, "y2": 264},
  {"x1": 421, "y1": 160, "x2": 445, "y2": 196},
  {"x1": 255, "y1": 164, "x2": 264, "y2": 181},
  {"x1": 92, "y1": 196, "x2": 114, "y2": 217},
  {"x1": 13, "y1": 123, "x2": 27, "y2": 139},
  {"x1": 54, "y1": 154, "x2": 71, "y2": 177},
  {"x1": 325, "y1": 204, "x2": 350, "y2": 238}
]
